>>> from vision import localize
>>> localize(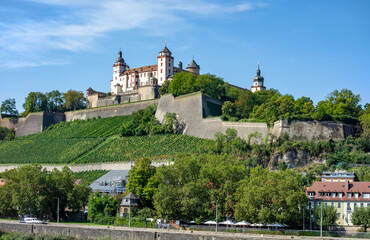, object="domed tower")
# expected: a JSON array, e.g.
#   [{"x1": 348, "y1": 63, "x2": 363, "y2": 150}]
[
  {"x1": 250, "y1": 62, "x2": 266, "y2": 93},
  {"x1": 186, "y1": 58, "x2": 200, "y2": 75},
  {"x1": 157, "y1": 43, "x2": 174, "y2": 85},
  {"x1": 111, "y1": 50, "x2": 128, "y2": 94}
]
